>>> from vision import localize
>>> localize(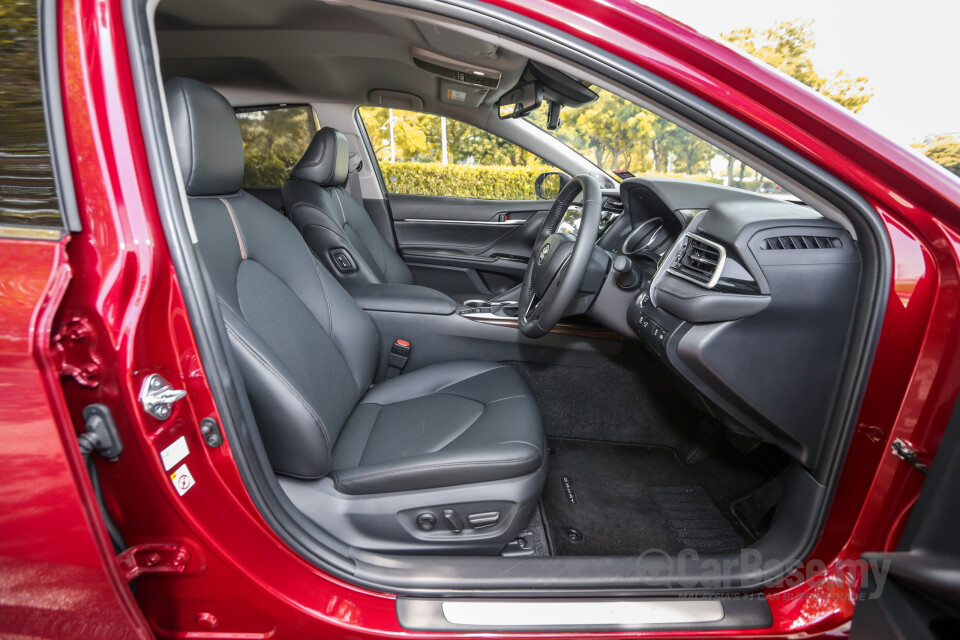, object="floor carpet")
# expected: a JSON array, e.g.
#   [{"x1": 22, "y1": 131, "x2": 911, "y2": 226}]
[{"x1": 540, "y1": 437, "x2": 769, "y2": 556}]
